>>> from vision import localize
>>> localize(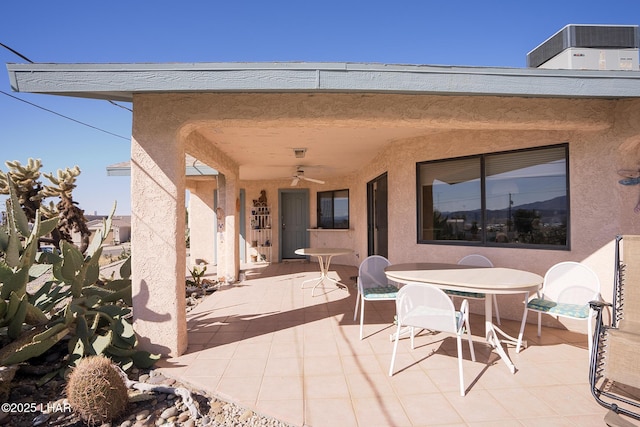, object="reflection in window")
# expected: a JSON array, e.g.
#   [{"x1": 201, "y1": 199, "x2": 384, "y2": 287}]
[
  {"x1": 318, "y1": 189, "x2": 349, "y2": 229},
  {"x1": 417, "y1": 144, "x2": 569, "y2": 249}
]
